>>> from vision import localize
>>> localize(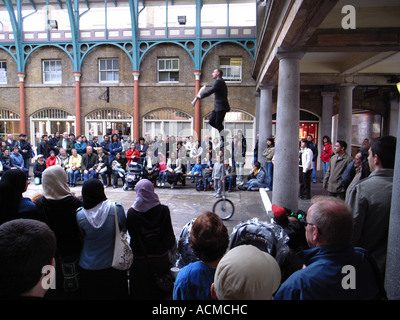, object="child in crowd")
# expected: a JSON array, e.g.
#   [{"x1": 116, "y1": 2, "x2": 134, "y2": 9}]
[
  {"x1": 202, "y1": 152, "x2": 213, "y2": 191},
  {"x1": 189, "y1": 157, "x2": 203, "y2": 185},
  {"x1": 212, "y1": 155, "x2": 224, "y2": 198},
  {"x1": 111, "y1": 152, "x2": 125, "y2": 188},
  {"x1": 45, "y1": 150, "x2": 57, "y2": 168},
  {"x1": 33, "y1": 154, "x2": 46, "y2": 185},
  {"x1": 111, "y1": 152, "x2": 126, "y2": 178},
  {"x1": 157, "y1": 153, "x2": 167, "y2": 187}
]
